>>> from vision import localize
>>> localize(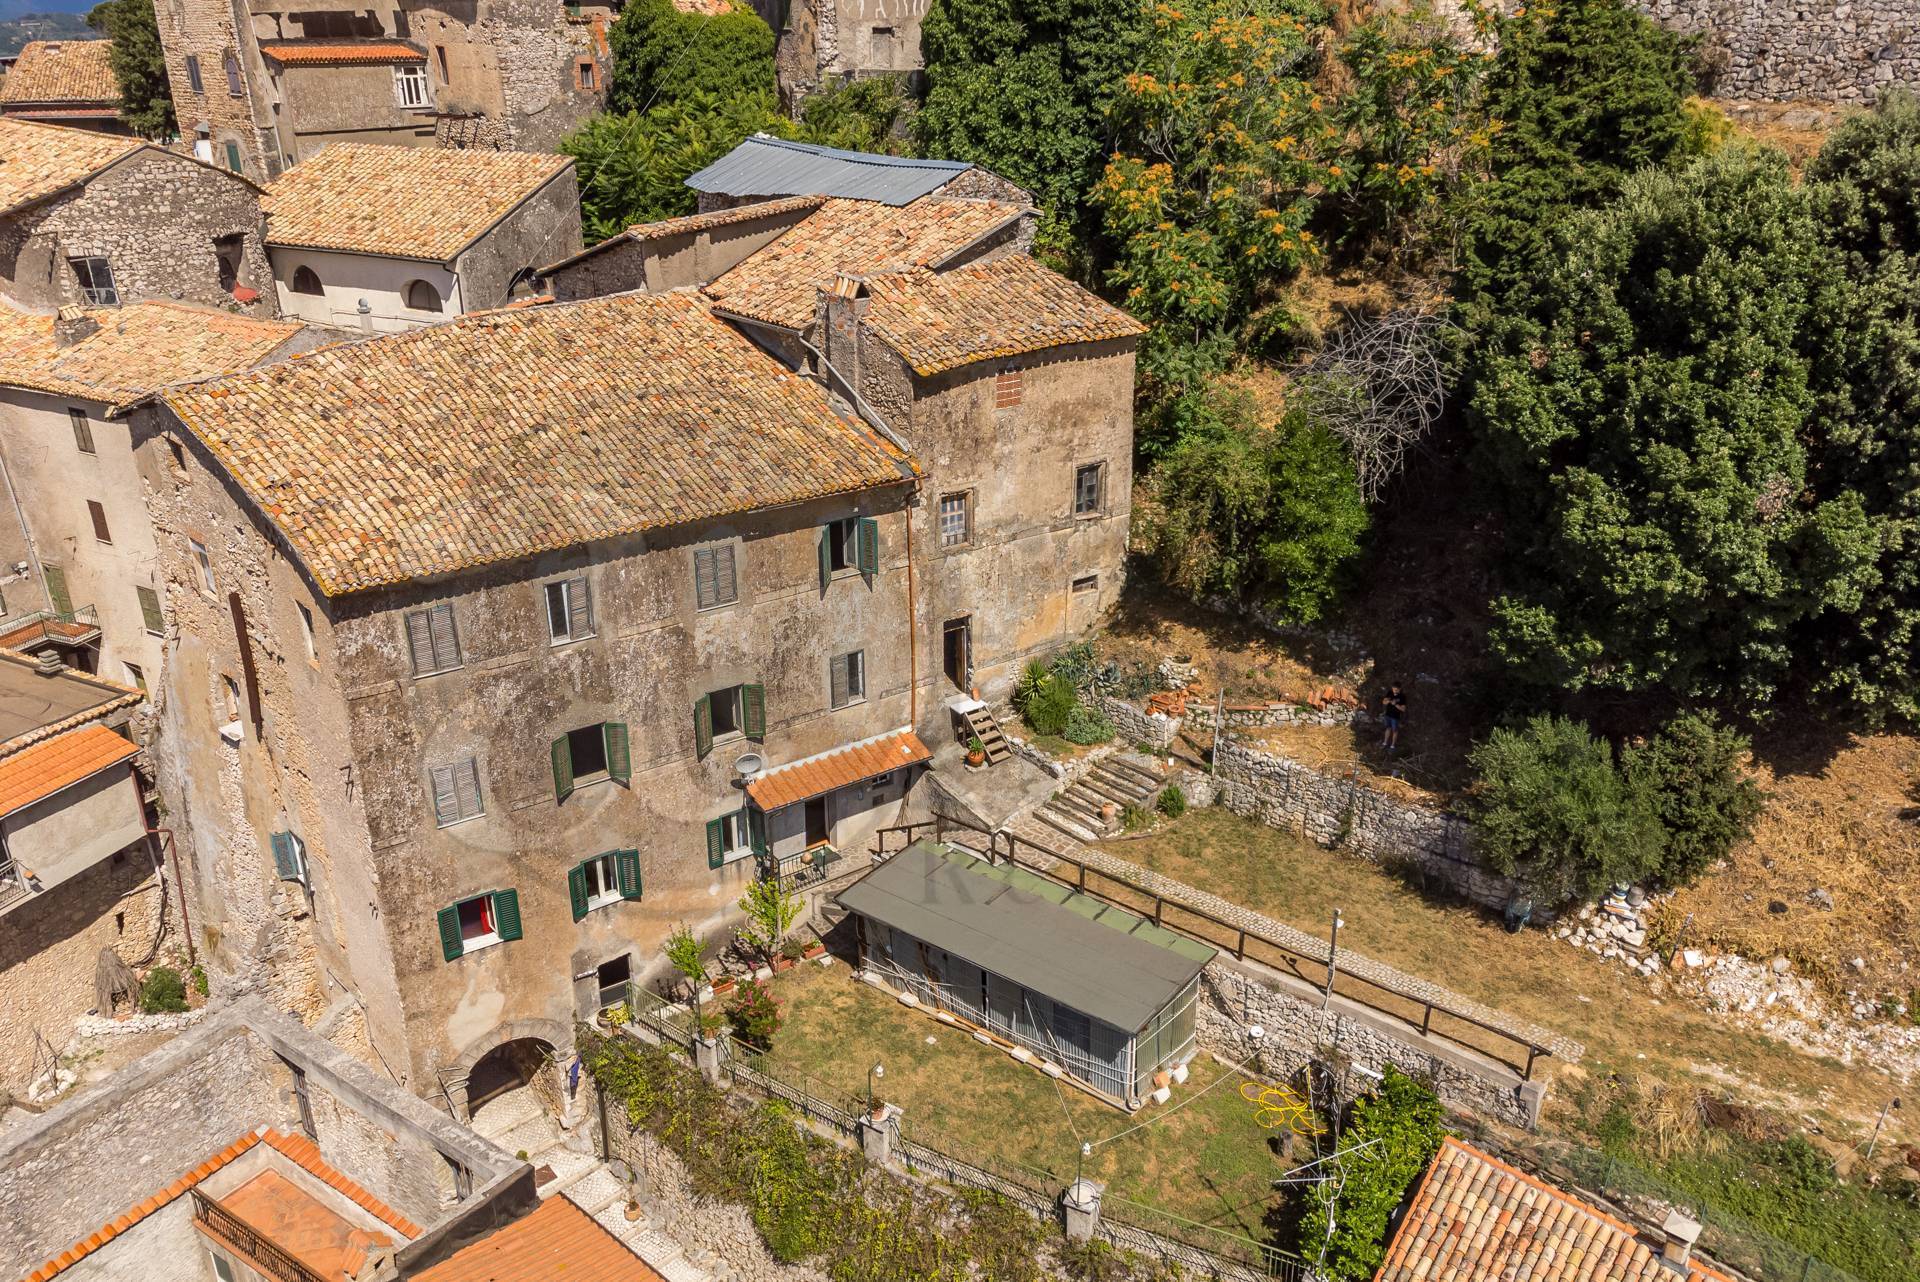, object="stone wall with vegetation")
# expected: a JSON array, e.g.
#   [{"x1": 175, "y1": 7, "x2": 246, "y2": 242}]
[{"x1": 1641, "y1": 0, "x2": 1917, "y2": 103}]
